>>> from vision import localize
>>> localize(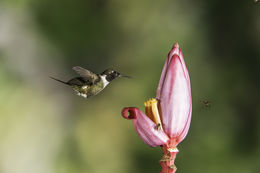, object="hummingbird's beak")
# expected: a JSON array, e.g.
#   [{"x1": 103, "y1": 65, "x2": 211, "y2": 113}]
[{"x1": 119, "y1": 74, "x2": 131, "y2": 78}]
